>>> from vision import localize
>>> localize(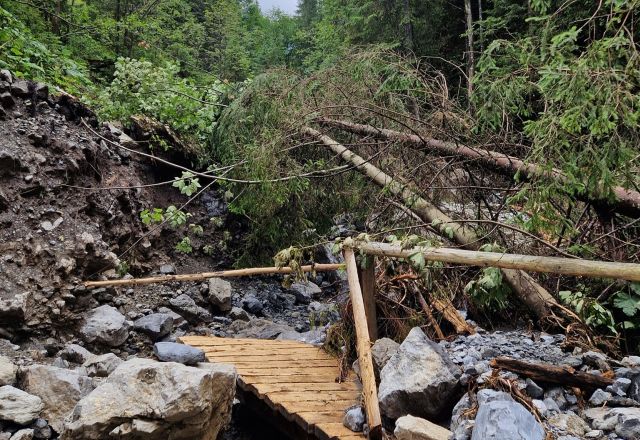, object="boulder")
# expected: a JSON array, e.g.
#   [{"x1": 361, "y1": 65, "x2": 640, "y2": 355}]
[
  {"x1": 10, "y1": 429, "x2": 33, "y2": 440},
  {"x1": 58, "y1": 344, "x2": 93, "y2": 364},
  {"x1": 290, "y1": 281, "x2": 322, "y2": 304},
  {"x1": 153, "y1": 342, "x2": 206, "y2": 365},
  {"x1": 82, "y1": 353, "x2": 123, "y2": 377},
  {"x1": 471, "y1": 398, "x2": 544, "y2": 440},
  {"x1": 0, "y1": 293, "x2": 32, "y2": 325},
  {"x1": 20, "y1": 365, "x2": 94, "y2": 433},
  {"x1": 0, "y1": 386, "x2": 43, "y2": 425},
  {"x1": 372, "y1": 337, "x2": 399, "y2": 374},
  {"x1": 168, "y1": 295, "x2": 212, "y2": 323},
  {"x1": 207, "y1": 278, "x2": 232, "y2": 312},
  {"x1": 395, "y1": 415, "x2": 452, "y2": 440},
  {"x1": 228, "y1": 318, "x2": 294, "y2": 339},
  {"x1": 60, "y1": 358, "x2": 236, "y2": 440},
  {"x1": 343, "y1": 406, "x2": 365, "y2": 432},
  {"x1": 80, "y1": 305, "x2": 130, "y2": 347},
  {"x1": 134, "y1": 313, "x2": 174, "y2": 340},
  {"x1": 277, "y1": 329, "x2": 325, "y2": 346},
  {"x1": 0, "y1": 356, "x2": 17, "y2": 386},
  {"x1": 10, "y1": 80, "x2": 29, "y2": 98},
  {"x1": 378, "y1": 327, "x2": 461, "y2": 420},
  {"x1": 585, "y1": 407, "x2": 640, "y2": 439},
  {"x1": 228, "y1": 307, "x2": 250, "y2": 322}
]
